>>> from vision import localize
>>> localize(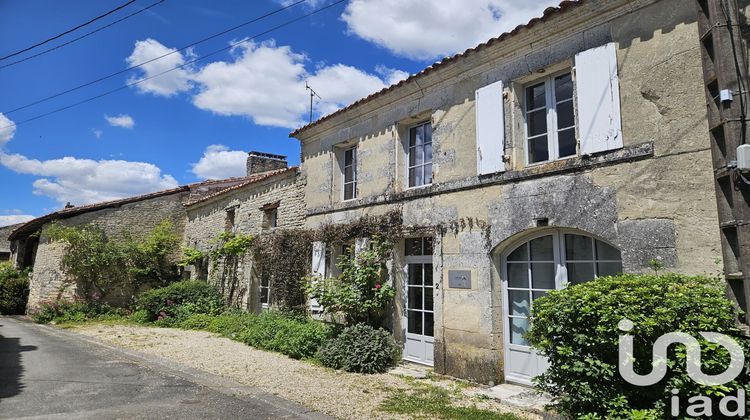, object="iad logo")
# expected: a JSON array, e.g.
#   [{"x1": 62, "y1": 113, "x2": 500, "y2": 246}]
[{"x1": 617, "y1": 319, "x2": 746, "y2": 417}]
